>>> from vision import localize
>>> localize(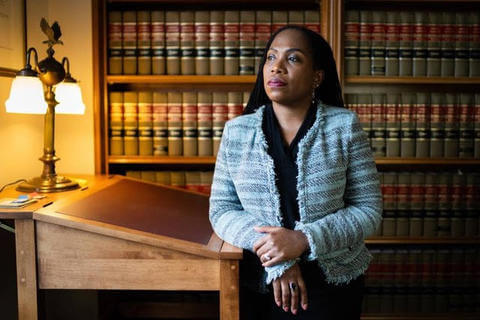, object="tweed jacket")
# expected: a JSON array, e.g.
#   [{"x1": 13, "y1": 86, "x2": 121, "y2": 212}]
[{"x1": 209, "y1": 103, "x2": 383, "y2": 285}]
